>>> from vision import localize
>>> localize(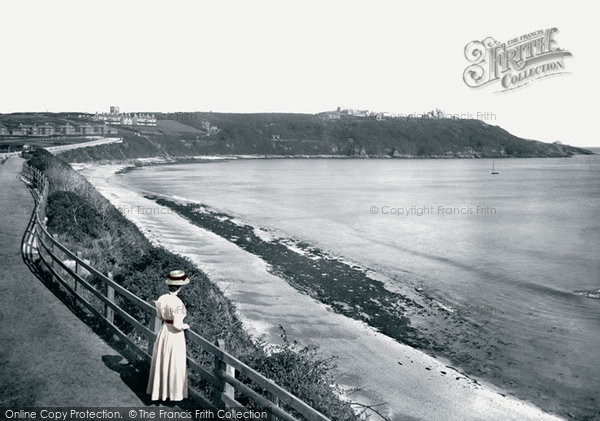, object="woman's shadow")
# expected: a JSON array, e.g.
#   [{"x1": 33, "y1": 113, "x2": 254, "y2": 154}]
[
  {"x1": 102, "y1": 355, "x2": 196, "y2": 409},
  {"x1": 102, "y1": 355, "x2": 153, "y2": 405}
]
